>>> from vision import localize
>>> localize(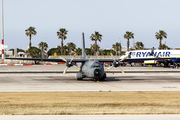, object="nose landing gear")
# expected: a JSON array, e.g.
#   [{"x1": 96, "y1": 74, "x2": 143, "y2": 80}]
[{"x1": 93, "y1": 73, "x2": 106, "y2": 82}]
